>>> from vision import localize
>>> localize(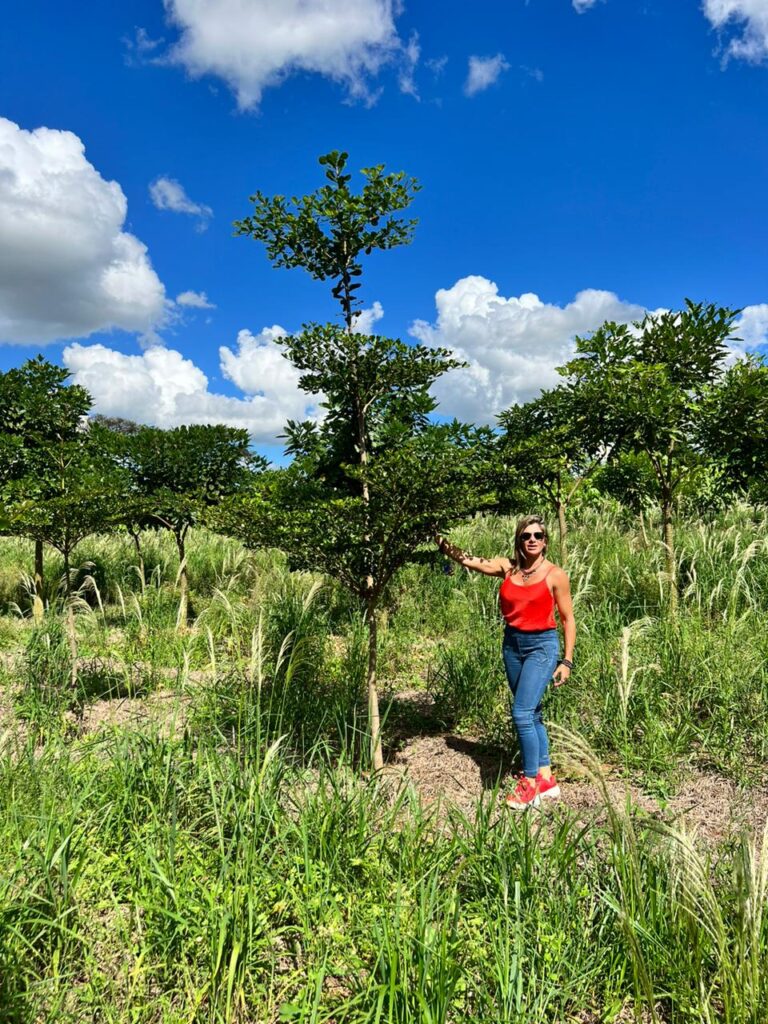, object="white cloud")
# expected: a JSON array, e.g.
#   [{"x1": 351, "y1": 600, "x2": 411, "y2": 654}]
[
  {"x1": 733, "y1": 303, "x2": 768, "y2": 347},
  {"x1": 410, "y1": 276, "x2": 647, "y2": 424},
  {"x1": 573, "y1": 0, "x2": 600, "y2": 12},
  {"x1": 426, "y1": 55, "x2": 448, "y2": 78},
  {"x1": 464, "y1": 54, "x2": 510, "y2": 96},
  {"x1": 124, "y1": 27, "x2": 165, "y2": 66},
  {"x1": 219, "y1": 325, "x2": 293, "y2": 395},
  {"x1": 0, "y1": 118, "x2": 166, "y2": 345},
  {"x1": 61, "y1": 305, "x2": 392, "y2": 441},
  {"x1": 63, "y1": 326, "x2": 321, "y2": 443},
  {"x1": 521, "y1": 65, "x2": 544, "y2": 82},
  {"x1": 163, "y1": 0, "x2": 404, "y2": 109},
  {"x1": 176, "y1": 289, "x2": 215, "y2": 309},
  {"x1": 703, "y1": 0, "x2": 768, "y2": 62},
  {"x1": 398, "y1": 32, "x2": 420, "y2": 98},
  {"x1": 352, "y1": 301, "x2": 385, "y2": 334},
  {"x1": 149, "y1": 176, "x2": 212, "y2": 228}
]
